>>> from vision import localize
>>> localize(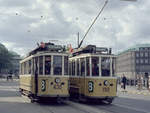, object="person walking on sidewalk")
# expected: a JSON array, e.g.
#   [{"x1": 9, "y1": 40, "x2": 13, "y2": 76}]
[{"x1": 122, "y1": 74, "x2": 127, "y2": 91}]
